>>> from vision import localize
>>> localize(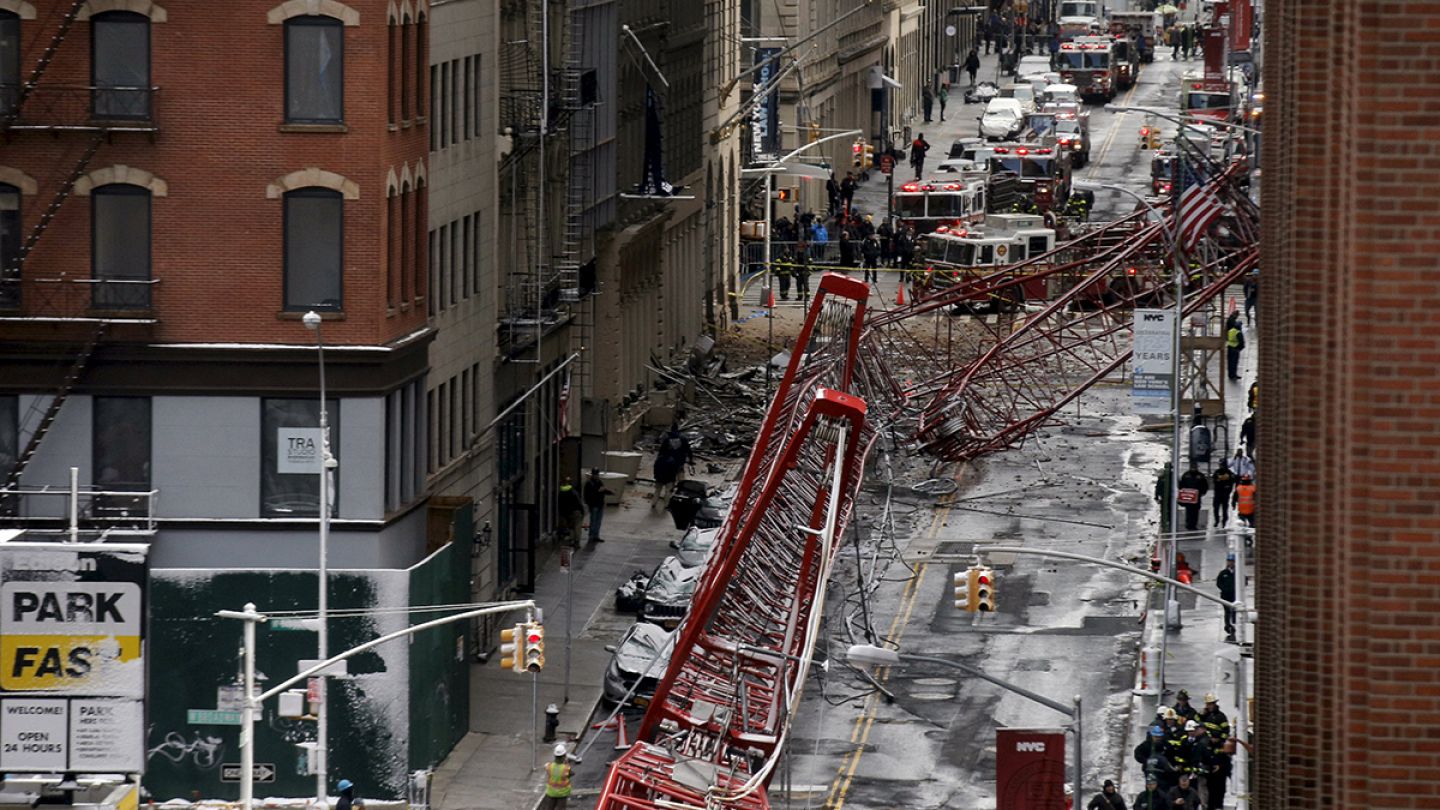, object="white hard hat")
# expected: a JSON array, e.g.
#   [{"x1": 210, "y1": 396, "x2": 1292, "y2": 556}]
[{"x1": 553, "y1": 744, "x2": 568, "y2": 758}]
